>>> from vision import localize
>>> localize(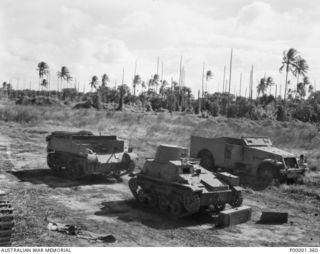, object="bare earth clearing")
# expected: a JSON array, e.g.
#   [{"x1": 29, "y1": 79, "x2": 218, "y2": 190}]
[{"x1": 0, "y1": 107, "x2": 319, "y2": 246}]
